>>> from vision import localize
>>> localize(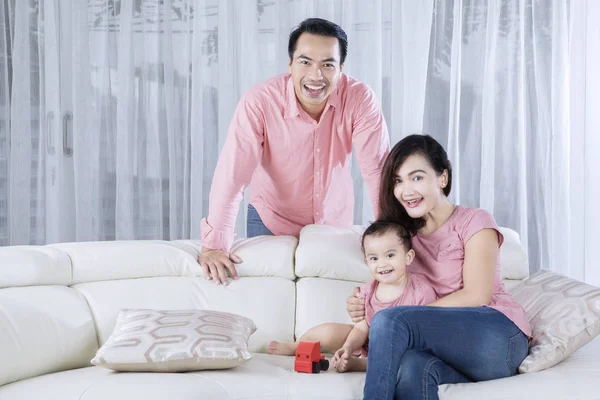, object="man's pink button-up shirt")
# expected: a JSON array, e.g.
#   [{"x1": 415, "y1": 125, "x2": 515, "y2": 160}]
[{"x1": 201, "y1": 73, "x2": 390, "y2": 251}]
